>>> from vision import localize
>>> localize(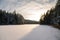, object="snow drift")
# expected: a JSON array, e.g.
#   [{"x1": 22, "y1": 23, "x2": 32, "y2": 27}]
[{"x1": 20, "y1": 25, "x2": 60, "y2": 40}]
